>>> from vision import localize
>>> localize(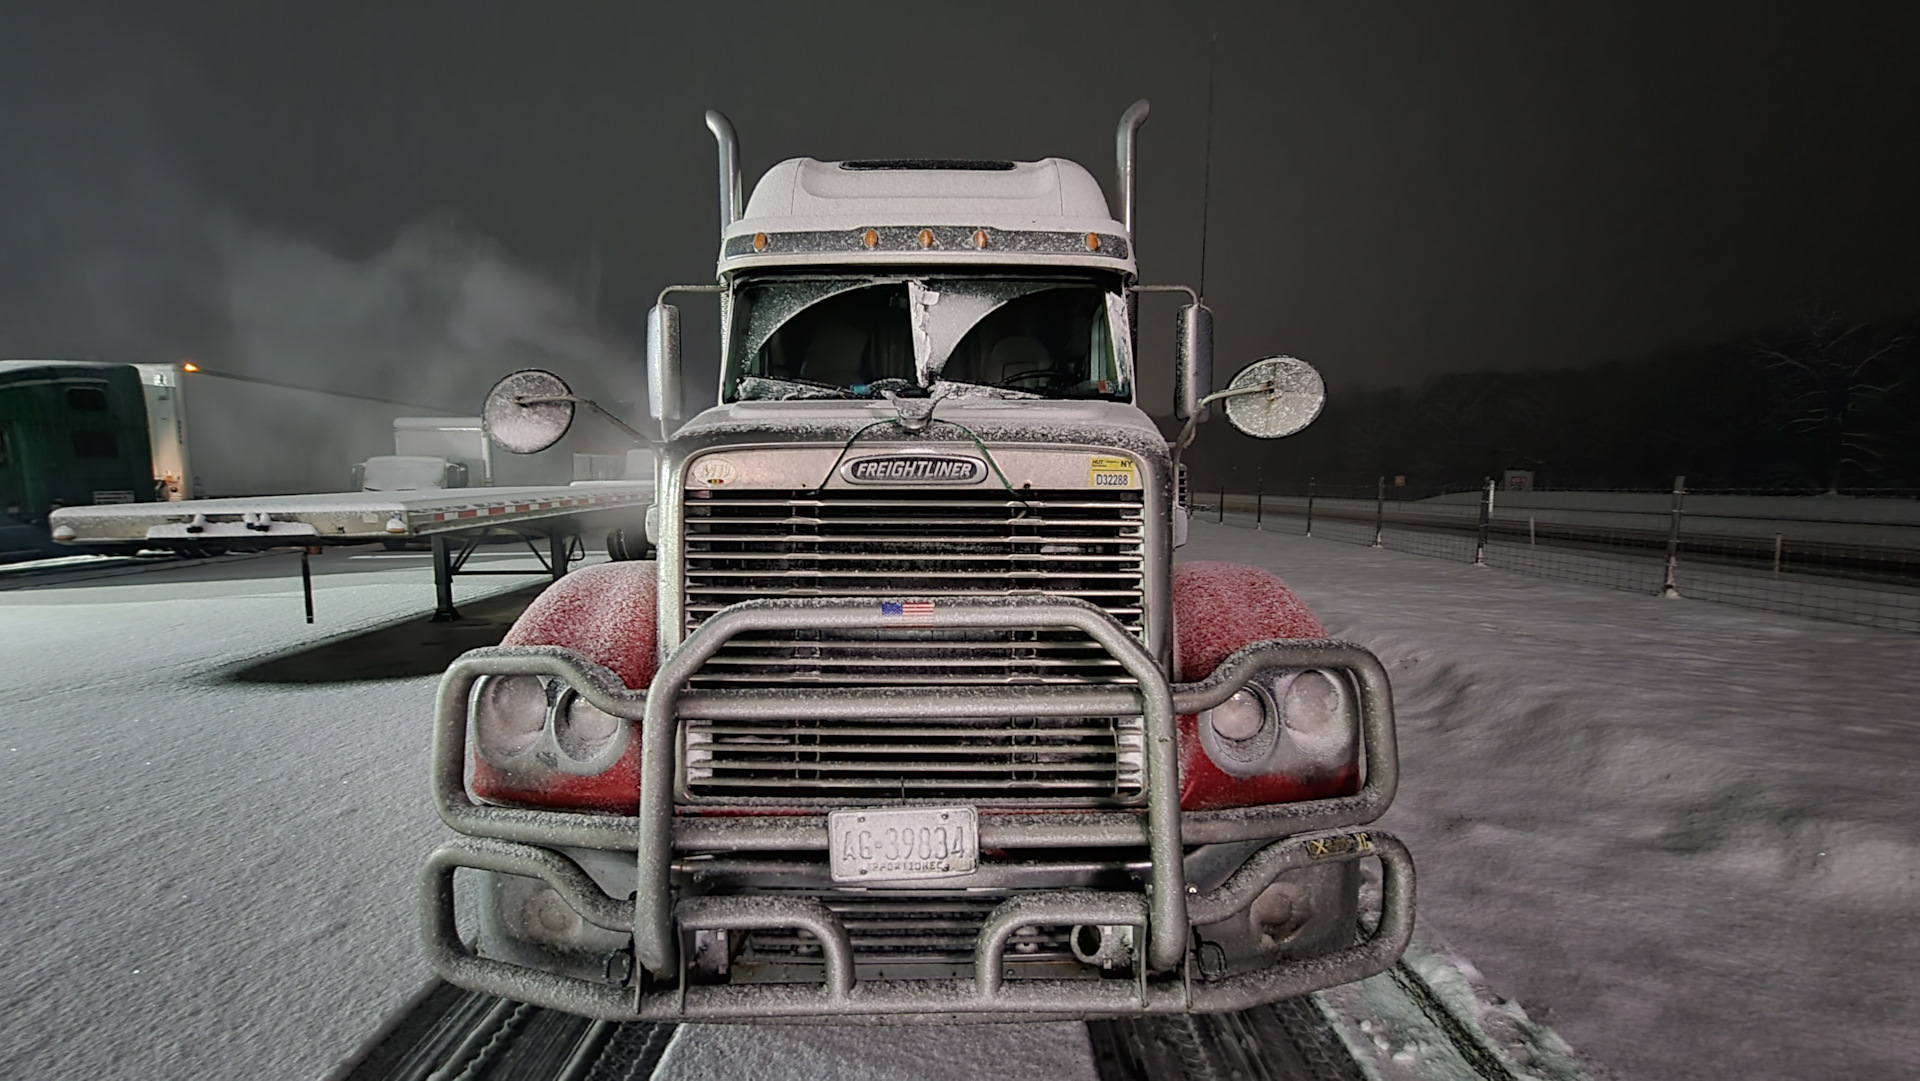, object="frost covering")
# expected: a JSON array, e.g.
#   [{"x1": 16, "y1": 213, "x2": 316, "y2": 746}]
[
  {"x1": 502, "y1": 561, "x2": 658, "y2": 688},
  {"x1": 1171, "y1": 561, "x2": 1326, "y2": 682}
]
